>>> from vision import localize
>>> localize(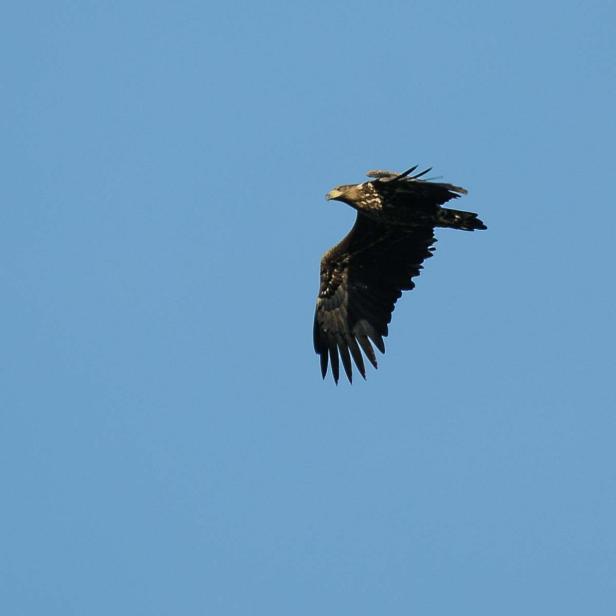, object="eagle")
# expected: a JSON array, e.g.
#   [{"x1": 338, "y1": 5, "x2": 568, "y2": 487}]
[{"x1": 314, "y1": 166, "x2": 486, "y2": 383}]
